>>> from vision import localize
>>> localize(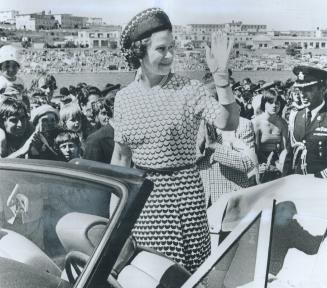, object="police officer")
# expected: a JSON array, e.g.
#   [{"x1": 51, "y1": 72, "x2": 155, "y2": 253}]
[{"x1": 289, "y1": 65, "x2": 327, "y2": 177}]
